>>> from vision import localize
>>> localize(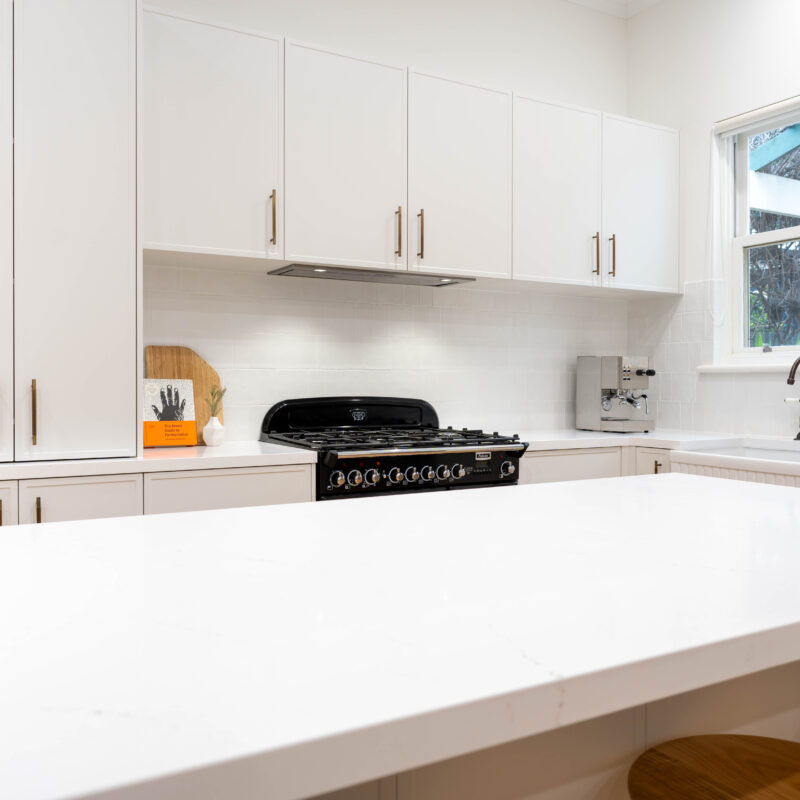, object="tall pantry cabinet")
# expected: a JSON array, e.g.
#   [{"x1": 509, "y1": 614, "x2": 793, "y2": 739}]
[
  {"x1": 0, "y1": 0, "x2": 11, "y2": 463},
  {"x1": 9, "y1": 0, "x2": 137, "y2": 461}
]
